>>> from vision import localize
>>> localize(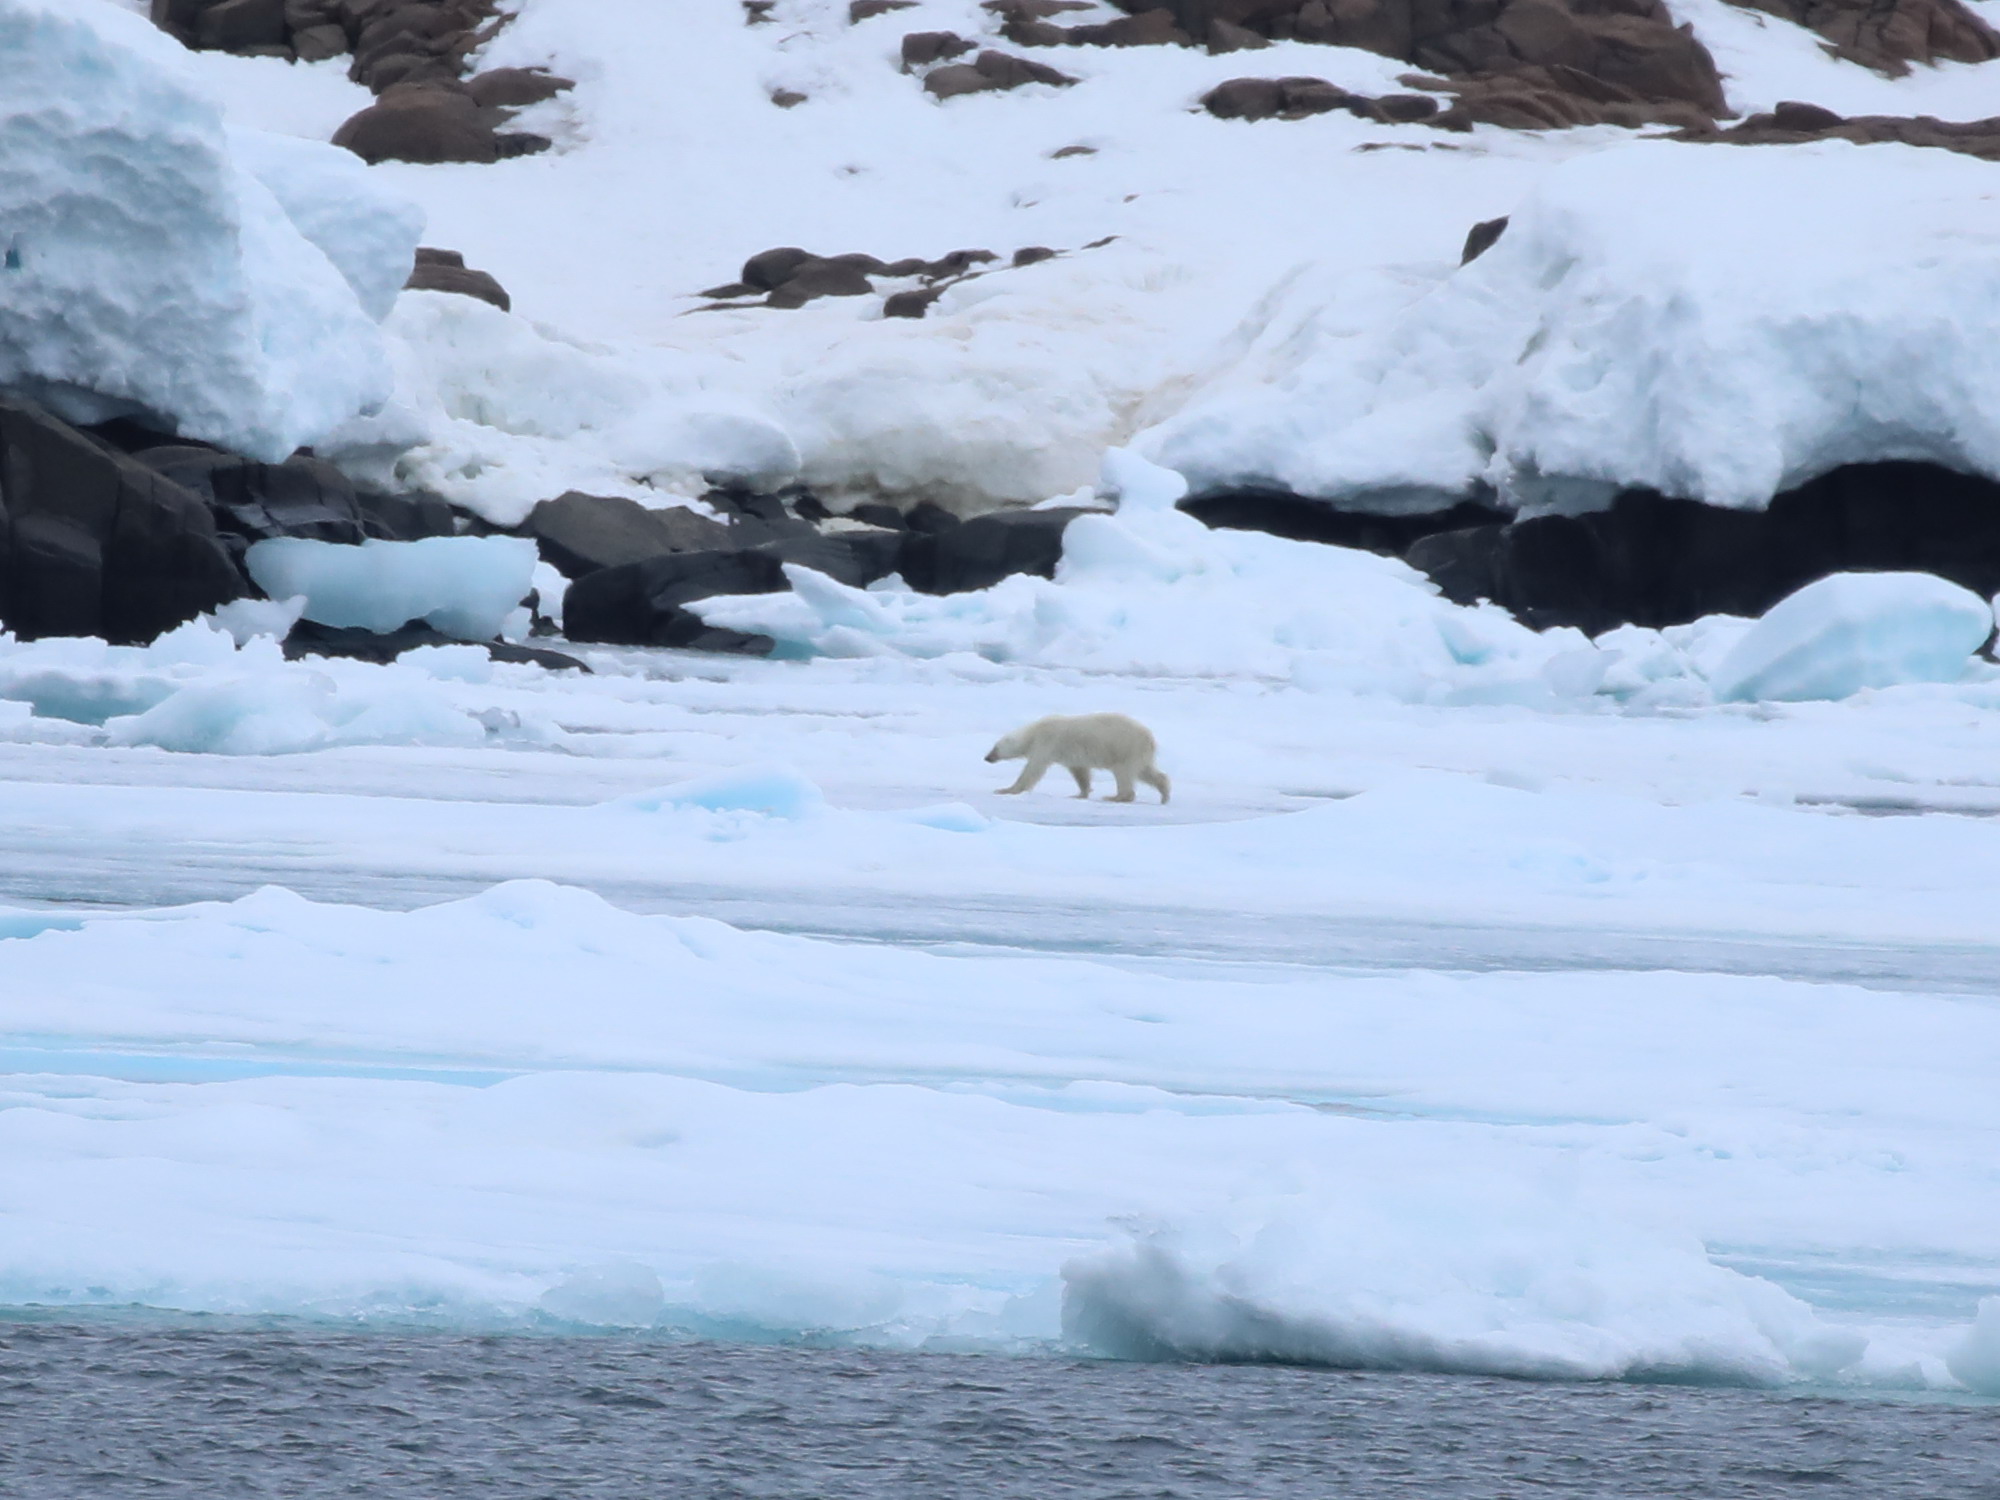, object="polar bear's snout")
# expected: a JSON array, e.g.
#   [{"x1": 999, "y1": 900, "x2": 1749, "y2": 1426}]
[{"x1": 983, "y1": 713, "x2": 1171, "y2": 804}]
